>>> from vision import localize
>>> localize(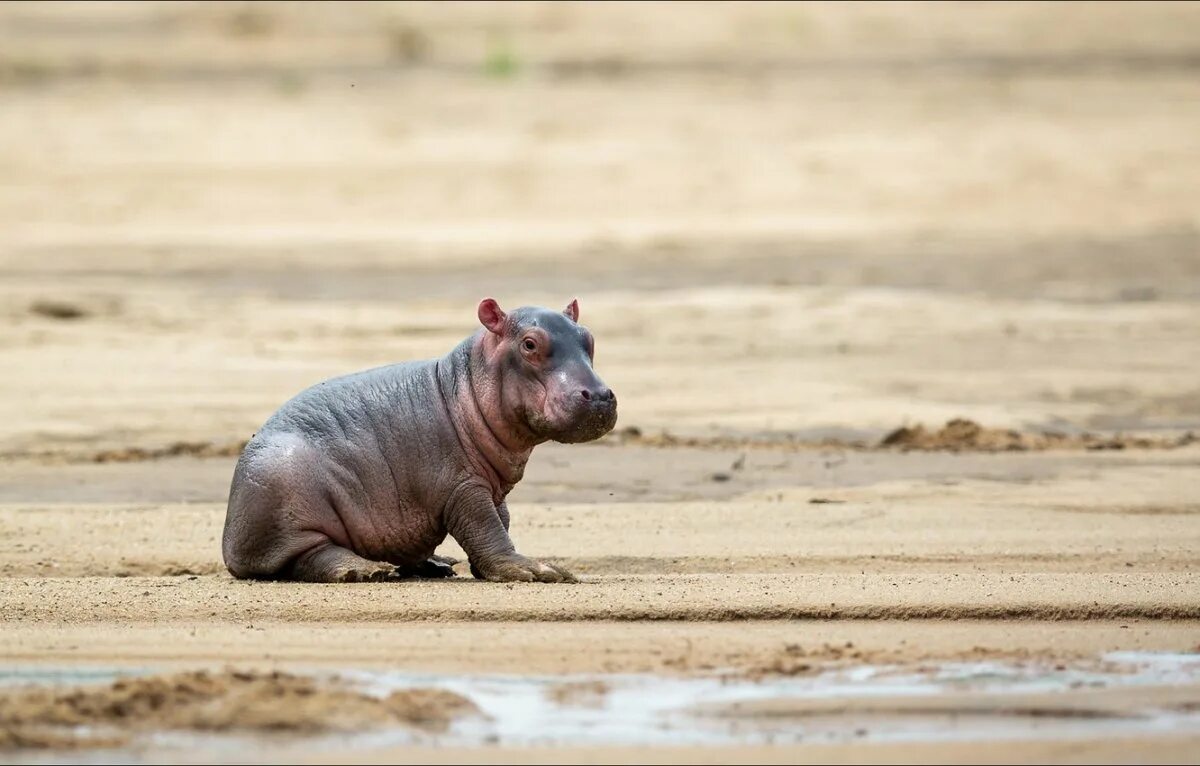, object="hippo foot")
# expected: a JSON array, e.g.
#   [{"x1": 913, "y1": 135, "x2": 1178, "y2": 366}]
[
  {"x1": 289, "y1": 543, "x2": 409, "y2": 583},
  {"x1": 406, "y1": 557, "x2": 457, "y2": 579},
  {"x1": 471, "y1": 554, "x2": 577, "y2": 584}
]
